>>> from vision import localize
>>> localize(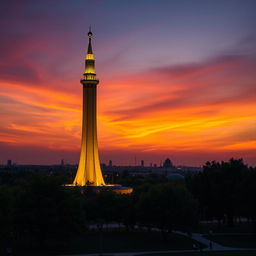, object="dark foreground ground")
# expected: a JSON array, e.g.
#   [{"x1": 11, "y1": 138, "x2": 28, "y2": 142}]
[
  {"x1": 141, "y1": 251, "x2": 256, "y2": 256},
  {"x1": 3, "y1": 227, "x2": 256, "y2": 256},
  {"x1": 7, "y1": 230, "x2": 203, "y2": 256}
]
